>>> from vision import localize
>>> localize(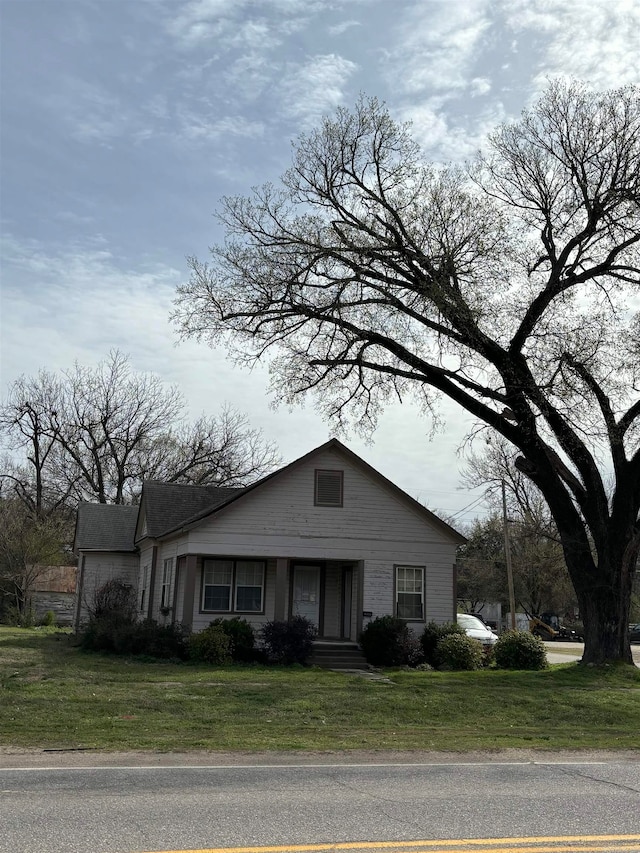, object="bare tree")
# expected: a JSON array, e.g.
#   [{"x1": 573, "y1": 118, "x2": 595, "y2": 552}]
[
  {"x1": 0, "y1": 372, "x2": 70, "y2": 515},
  {"x1": 0, "y1": 498, "x2": 69, "y2": 621},
  {"x1": 1, "y1": 351, "x2": 281, "y2": 507},
  {"x1": 173, "y1": 82, "x2": 640, "y2": 664}
]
